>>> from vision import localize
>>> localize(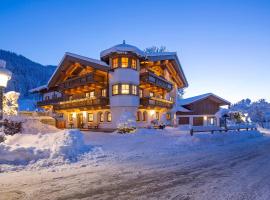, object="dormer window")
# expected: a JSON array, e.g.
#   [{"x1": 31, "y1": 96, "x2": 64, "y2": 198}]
[
  {"x1": 121, "y1": 57, "x2": 128, "y2": 68},
  {"x1": 112, "y1": 58, "x2": 118, "y2": 69}
]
